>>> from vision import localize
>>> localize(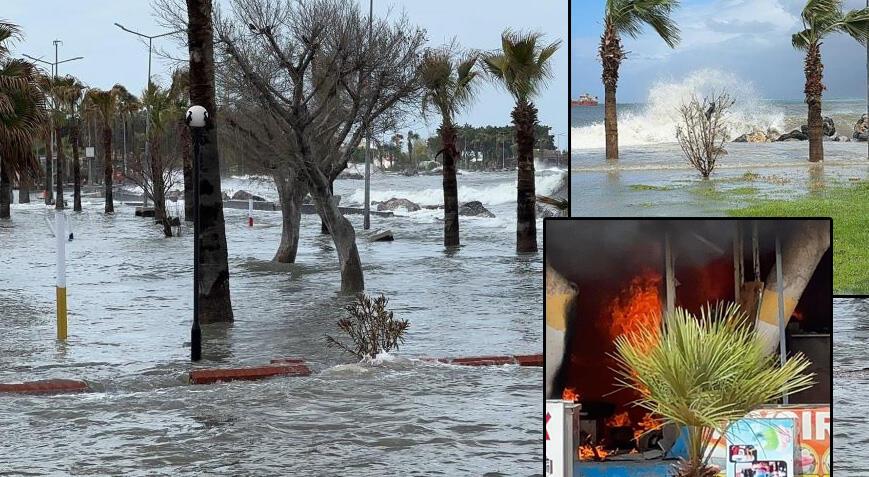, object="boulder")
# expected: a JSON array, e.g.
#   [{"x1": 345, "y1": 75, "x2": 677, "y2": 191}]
[
  {"x1": 833, "y1": 135, "x2": 851, "y2": 142},
  {"x1": 459, "y1": 201, "x2": 495, "y2": 218},
  {"x1": 733, "y1": 131, "x2": 768, "y2": 143},
  {"x1": 222, "y1": 191, "x2": 231, "y2": 201},
  {"x1": 799, "y1": 116, "x2": 835, "y2": 137},
  {"x1": 338, "y1": 170, "x2": 364, "y2": 180},
  {"x1": 777, "y1": 129, "x2": 808, "y2": 141},
  {"x1": 537, "y1": 203, "x2": 565, "y2": 218},
  {"x1": 232, "y1": 190, "x2": 266, "y2": 201},
  {"x1": 376, "y1": 197, "x2": 421, "y2": 212},
  {"x1": 368, "y1": 229, "x2": 395, "y2": 242},
  {"x1": 854, "y1": 114, "x2": 868, "y2": 141}
]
